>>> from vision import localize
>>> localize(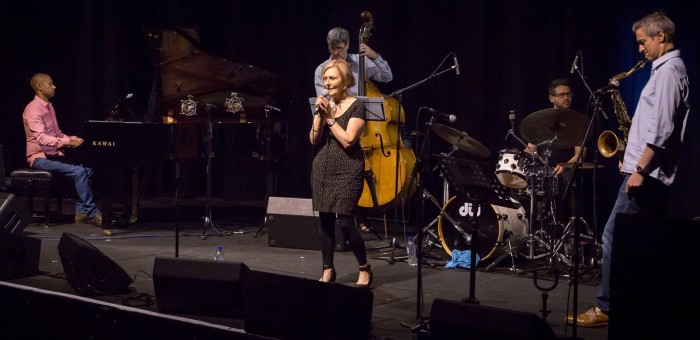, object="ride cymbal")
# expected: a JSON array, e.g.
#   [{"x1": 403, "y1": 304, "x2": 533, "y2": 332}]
[
  {"x1": 519, "y1": 108, "x2": 589, "y2": 150},
  {"x1": 431, "y1": 124, "x2": 490, "y2": 158}
]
